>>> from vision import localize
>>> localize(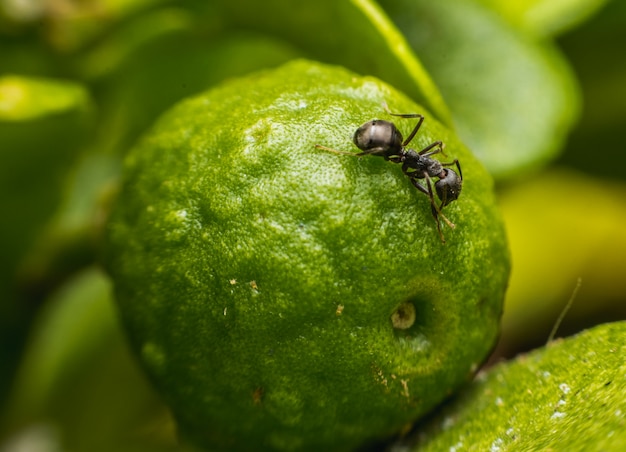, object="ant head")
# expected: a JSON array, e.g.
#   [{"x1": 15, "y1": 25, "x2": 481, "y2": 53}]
[
  {"x1": 435, "y1": 169, "x2": 463, "y2": 206},
  {"x1": 353, "y1": 120, "x2": 404, "y2": 157}
]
